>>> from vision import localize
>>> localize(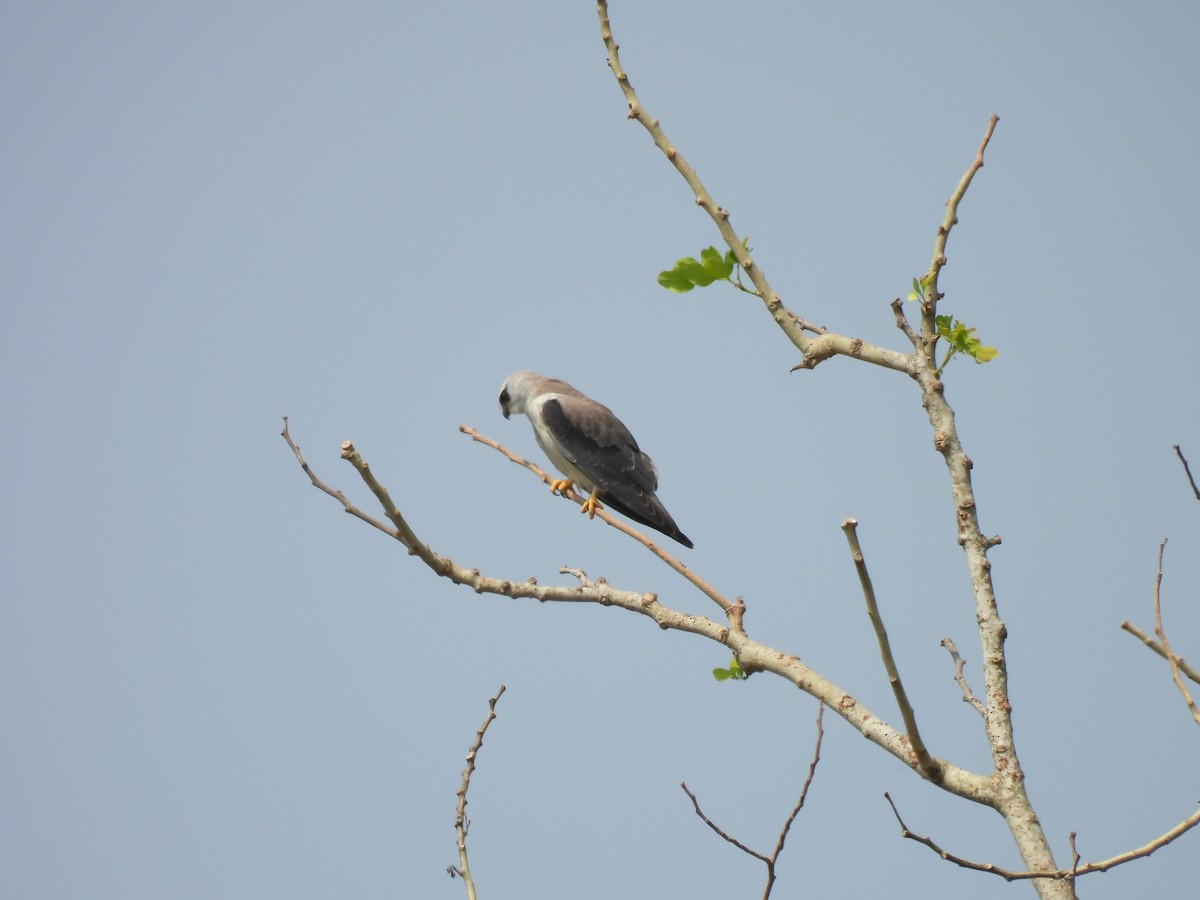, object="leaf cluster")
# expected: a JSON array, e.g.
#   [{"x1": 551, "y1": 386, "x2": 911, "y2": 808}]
[
  {"x1": 658, "y1": 242, "x2": 747, "y2": 293},
  {"x1": 907, "y1": 277, "x2": 998, "y2": 374},
  {"x1": 935, "y1": 316, "x2": 999, "y2": 367}
]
